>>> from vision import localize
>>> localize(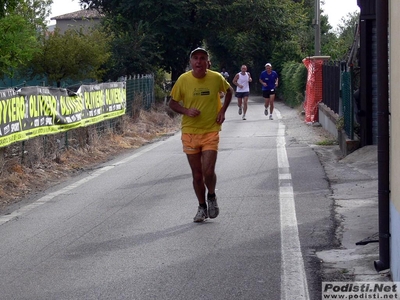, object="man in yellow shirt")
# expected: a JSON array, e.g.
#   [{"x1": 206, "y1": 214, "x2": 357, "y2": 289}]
[{"x1": 169, "y1": 47, "x2": 233, "y2": 222}]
